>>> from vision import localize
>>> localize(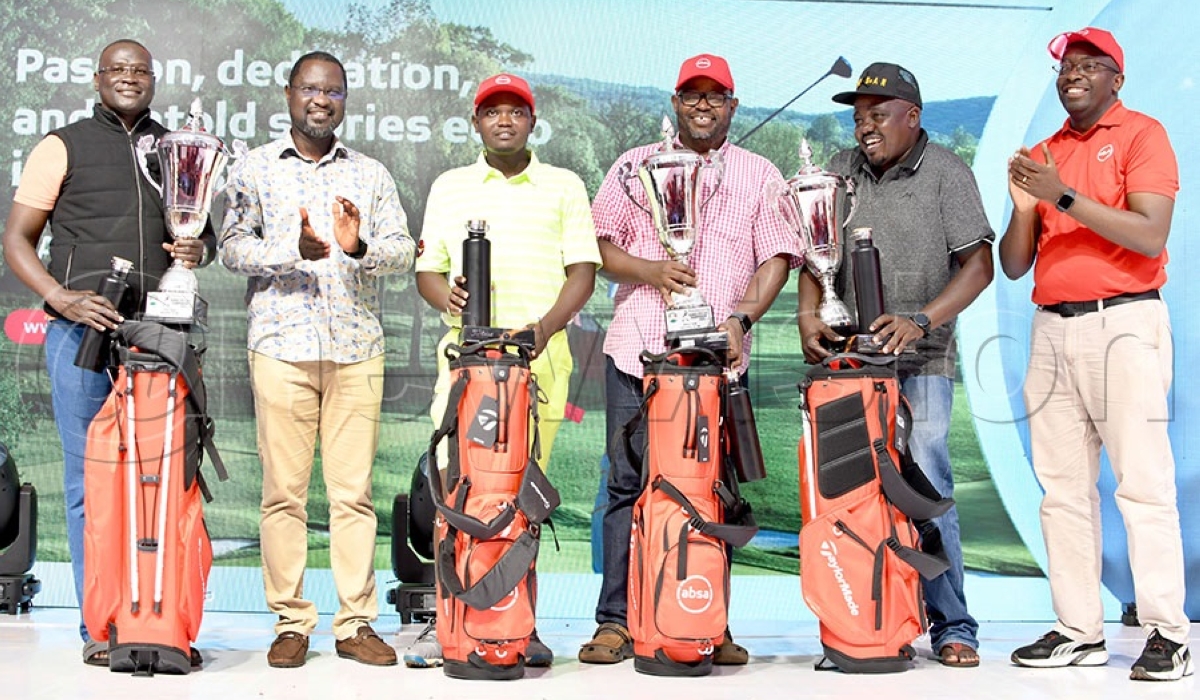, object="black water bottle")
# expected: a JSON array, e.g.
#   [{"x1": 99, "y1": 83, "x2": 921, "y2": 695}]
[
  {"x1": 725, "y1": 377, "x2": 767, "y2": 483},
  {"x1": 73, "y1": 256, "x2": 134, "y2": 371},
  {"x1": 851, "y1": 227, "x2": 886, "y2": 331},
  {"x1": 462, "y1": 220, "x2": 491, "y2": 328}
]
